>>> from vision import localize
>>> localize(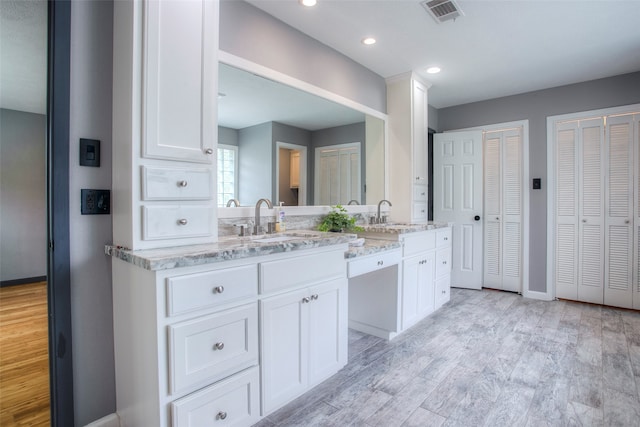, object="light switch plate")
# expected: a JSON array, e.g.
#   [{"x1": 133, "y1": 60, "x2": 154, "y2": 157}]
[{"x1": 80, "y1": 138, "x2": 100, "y2": 167}]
